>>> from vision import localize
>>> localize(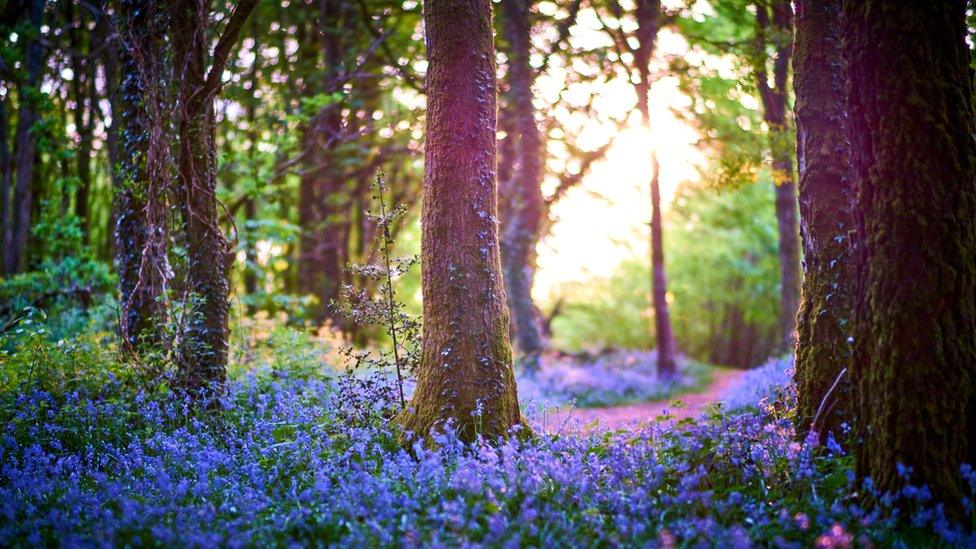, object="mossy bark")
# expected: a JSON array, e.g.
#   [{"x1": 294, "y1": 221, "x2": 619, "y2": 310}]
[
  {"x1": 498, "y1": 0, "x2": 546, "y2": 374},
  {"x1": 169, "y1": 0, "x2": 256, "y2": 394},
  {"x1": 843, "y1": 1, "x2": 976, "y2": 508},
  {"x1": 398, "y1": 0, "x2": 527, "y2": 442},
  {"x1": 792, "y1": 0, "x2": 854, "y2": 441},
  {"x1": 114, "y1": 0, "x2": 169, "y2": 354}
]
